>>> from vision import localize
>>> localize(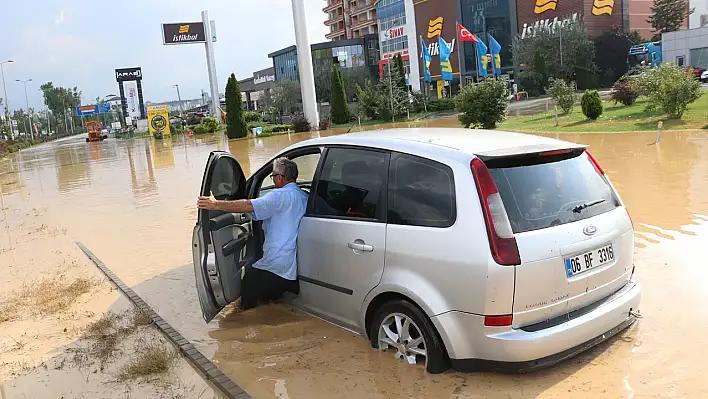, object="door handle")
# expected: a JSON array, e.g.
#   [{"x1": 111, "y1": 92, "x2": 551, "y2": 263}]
[{"x1": 348, "y1": 241, "x2": 374, "y2": 252}]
